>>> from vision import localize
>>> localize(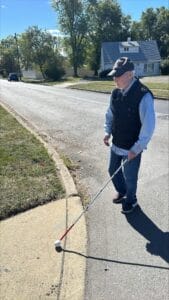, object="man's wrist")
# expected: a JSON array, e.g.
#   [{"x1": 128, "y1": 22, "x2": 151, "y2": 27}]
[{"x1": 130, "y1": 144, "x2": 142, "y2": 155}]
